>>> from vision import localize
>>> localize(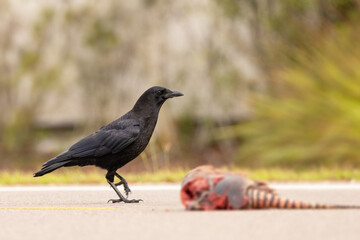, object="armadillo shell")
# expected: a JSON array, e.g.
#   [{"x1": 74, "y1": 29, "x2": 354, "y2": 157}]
[{"x1": 180, "y1": 165, "x2": 260, "y2": 210}]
